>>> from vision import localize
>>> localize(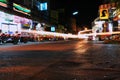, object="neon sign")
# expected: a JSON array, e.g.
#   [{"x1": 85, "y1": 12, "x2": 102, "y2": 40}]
[
  {"x1": 13, "y1": 3, "x2": 31, "y2": 15},
  {"x1": 0, "y1": 0, "x2": 7, "y2": 7},
  {"x1": 40, "y1": 2, "x2": 47, "y2": 11}
]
